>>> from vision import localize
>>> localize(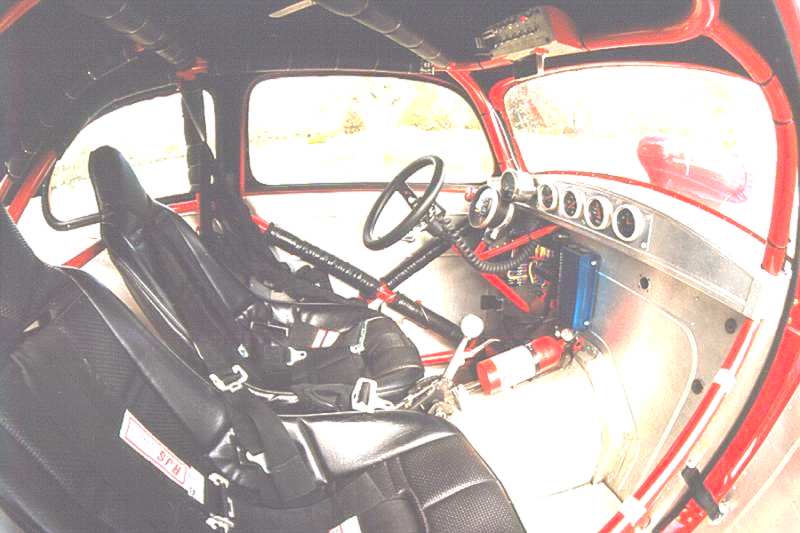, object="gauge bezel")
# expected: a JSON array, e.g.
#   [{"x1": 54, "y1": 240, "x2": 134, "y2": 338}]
[
  {"x1": 583, "y1": 195, "x2": 613, "y2": 230},
  {"x1": 500, "y1": 169, "x2": 537, "y2": 203},
  {"x1": 468, "y1": 185, "x2": 501, "y2": 229},
  {"x1": 537, "y1": 182, "x2": 559, "y2": 211},
  {"x1": 559, "y1": 188, "x2": 584, "y2": 220},
  {"x1": 611, "y1": 203, "x2": 646, "y2": 242}
]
